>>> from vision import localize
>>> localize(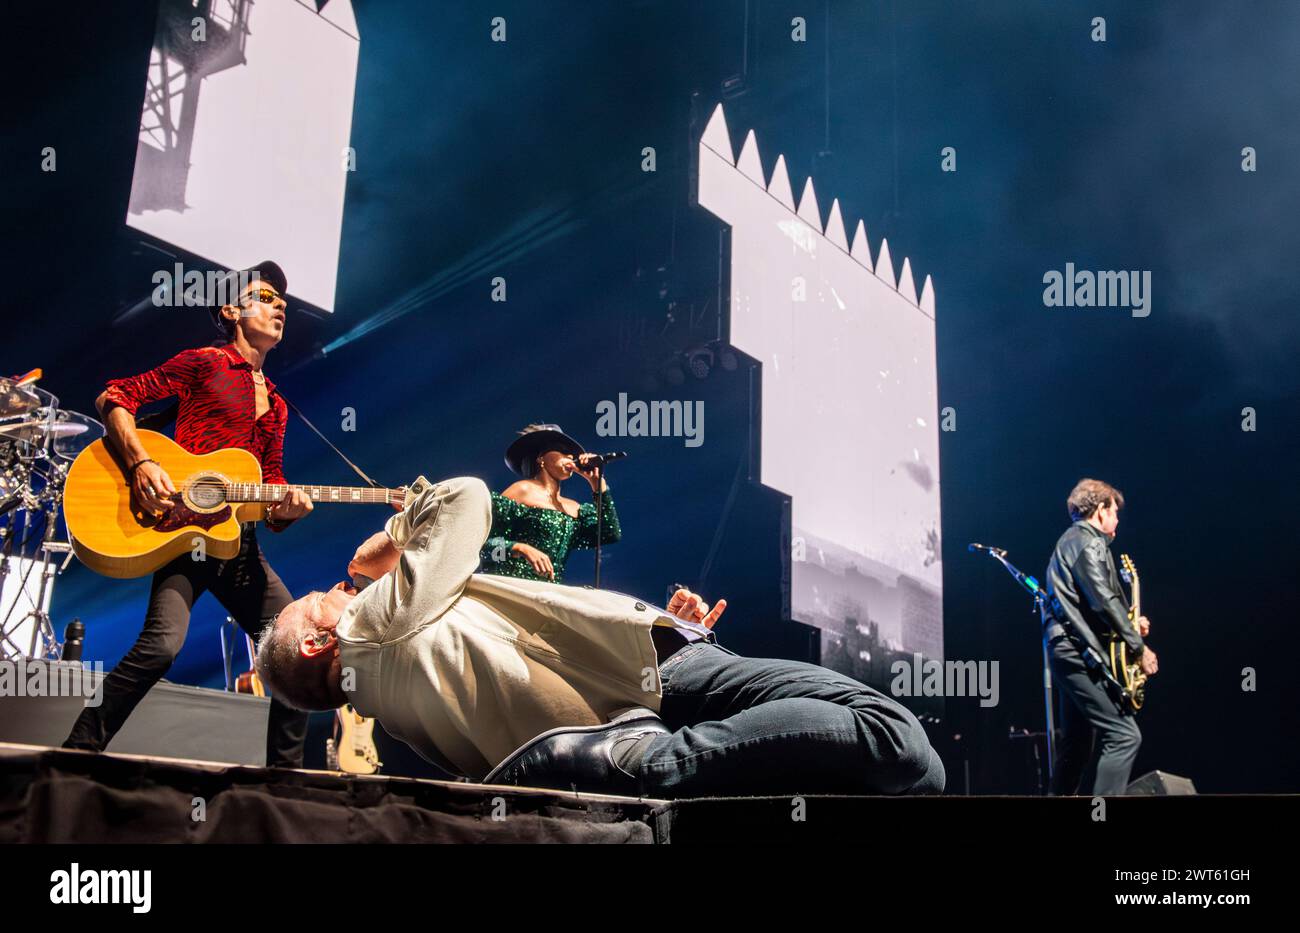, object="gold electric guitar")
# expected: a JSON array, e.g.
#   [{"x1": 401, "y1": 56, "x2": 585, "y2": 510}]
[
  {"x1": 63, "y1": 430, "x2": 404, "y2": 579},
  {"x1": 1111, "y1": 553, "x2": 1148, "y2": 713}
]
